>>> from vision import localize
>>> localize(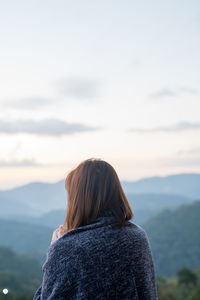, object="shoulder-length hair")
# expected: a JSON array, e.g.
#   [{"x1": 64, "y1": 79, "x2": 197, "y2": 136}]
[{"x1": 64, "y1": 158, "x2": 134, "y2": 231}]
